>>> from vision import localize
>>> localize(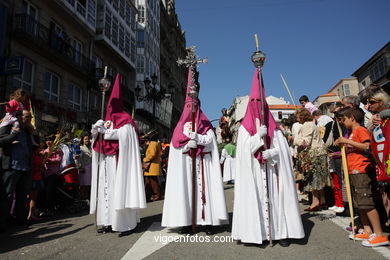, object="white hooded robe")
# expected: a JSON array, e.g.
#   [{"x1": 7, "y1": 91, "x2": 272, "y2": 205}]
[
  {"x1": 90, "y1": 124, "x2": 146, "y2": 232},
  {"x1": 232, "y1": 125, "x2": 304, "y2": 244},
  {"x1": 220, "y1": 148, "x2": 236, "y2": 182},
  {"x1": 162, "y1": 129, "x2": 229, "y2": 227}
]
